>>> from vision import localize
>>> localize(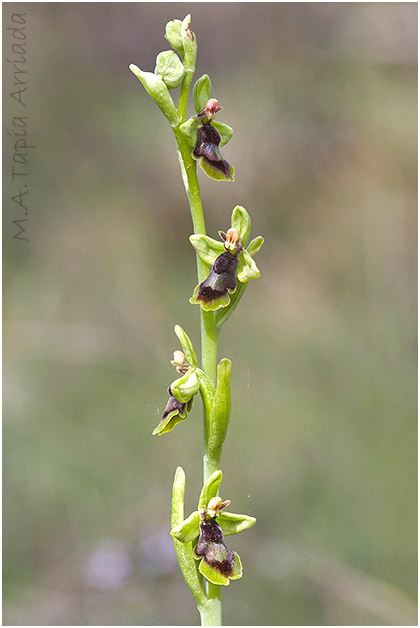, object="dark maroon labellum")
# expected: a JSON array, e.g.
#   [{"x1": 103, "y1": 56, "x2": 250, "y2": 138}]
[
  {"x1": 197, "y1": 252, "x2": 238, "y2": 304},
  {"x1": 195, "y1": 518, "x2": 235, "y2": 577},
  {"x1": 193, "y1": 122, "x2": 233, "y2": 180}
]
